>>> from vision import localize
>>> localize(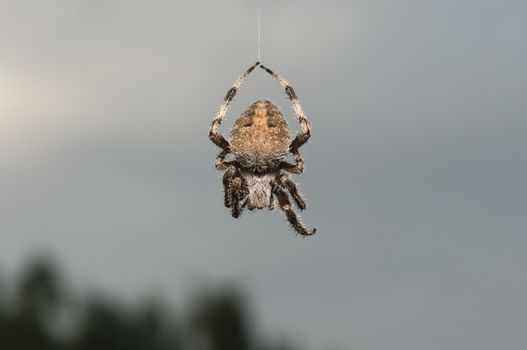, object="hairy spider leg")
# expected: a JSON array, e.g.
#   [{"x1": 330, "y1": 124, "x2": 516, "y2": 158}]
[
  {"x1": 280, "y1": 152, "x2": 304, "y2": 174},
  {"x1": 209, "y1": 61, "x2": 260, "y2": 151},
  {"x1": 277, "y1": 174, "x2": 307, "y2": 210},
  {"x1": 215, "y1": 150, "x2": 247, "y2": 216},
  {"x1": 229, "y1": 176, "x2": 248, "y2": 218},
  {"x1": 272, "y1": 184, "x2": 316, "y2": 236},
  {"x1": 215, "y1": 150, "x2": 236, "y2": 207},
  {"x1": 259, "y1": 65, "x2": 312, "y2": 154}
]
